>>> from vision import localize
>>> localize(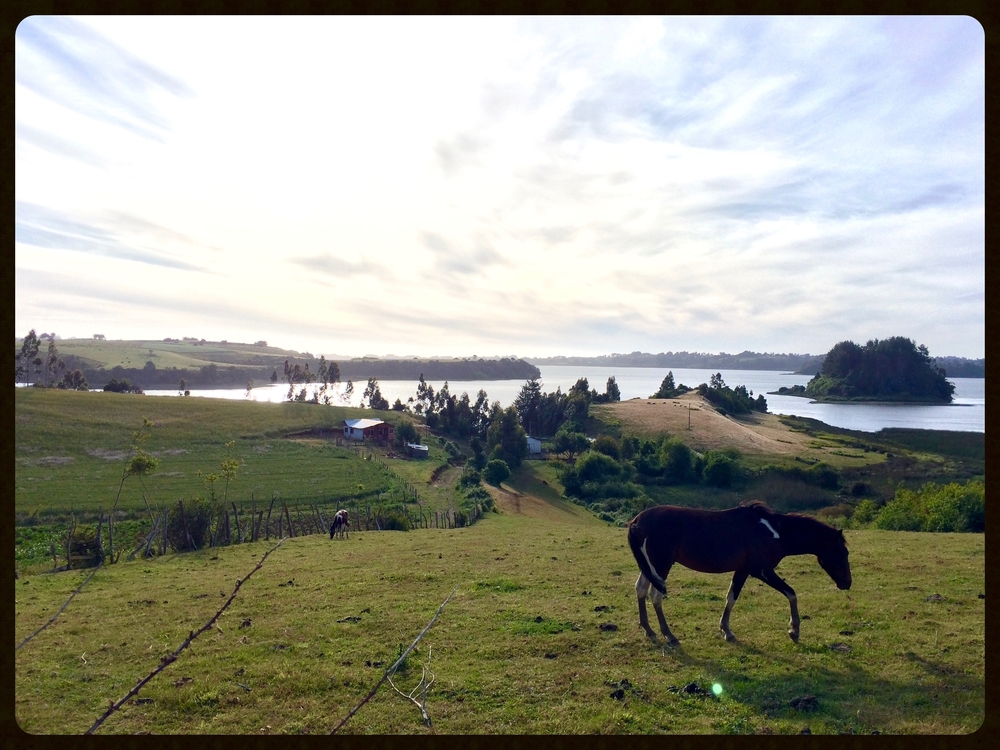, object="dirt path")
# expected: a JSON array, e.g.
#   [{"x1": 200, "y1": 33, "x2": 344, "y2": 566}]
[{"x1": 594, "y1": 392, "x2": 817, "y2": 456}]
